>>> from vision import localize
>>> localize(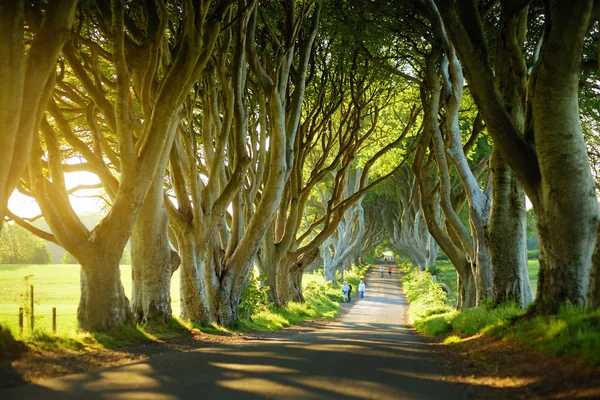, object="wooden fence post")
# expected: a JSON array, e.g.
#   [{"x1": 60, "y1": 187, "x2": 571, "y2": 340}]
[
  {"x1": 30, "y1": 285, "x2": 34, "y2": 331},
  {"x1": 18, "y1": 307, "x2": 23, "y2": 336},
  {"x1": 52, "y1": 307, "x2": 56, "y2": 334}
]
